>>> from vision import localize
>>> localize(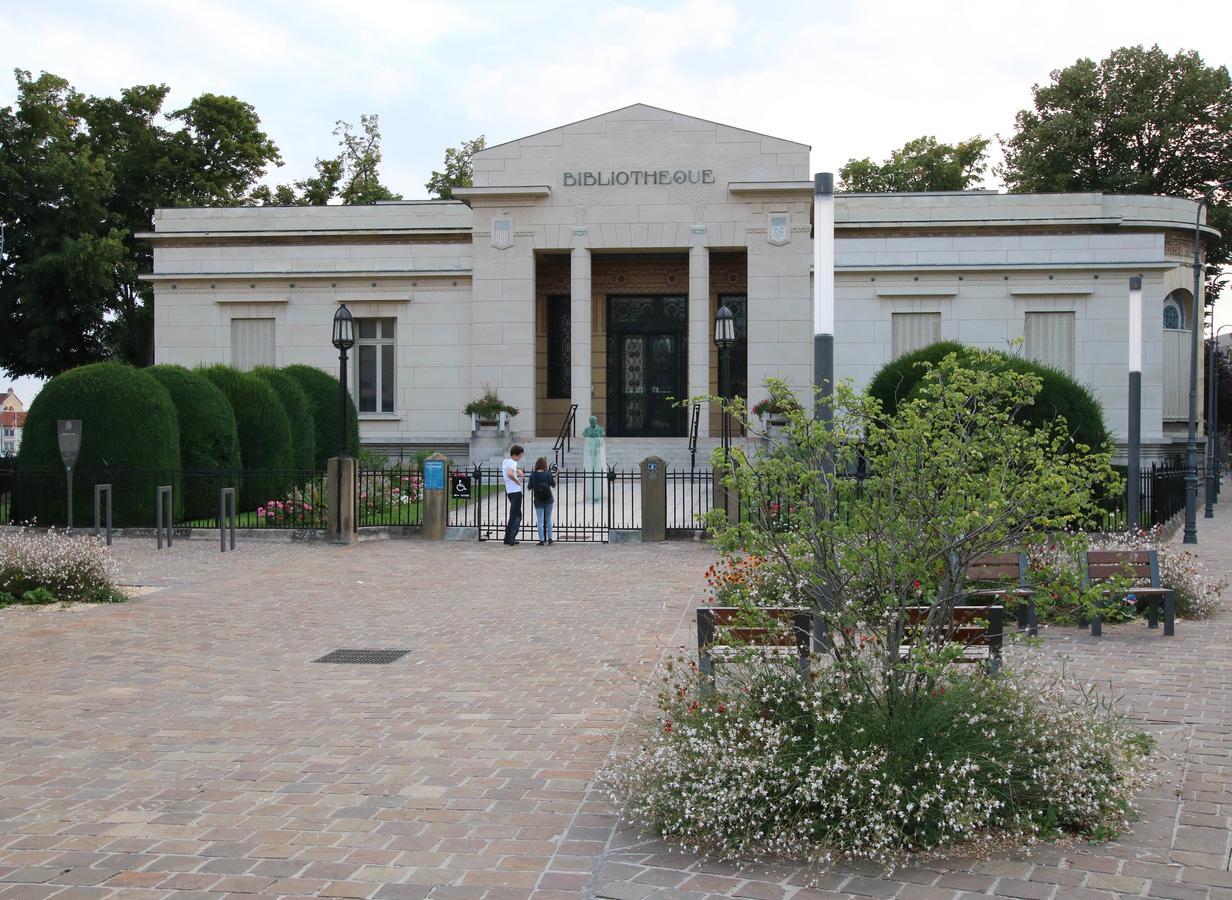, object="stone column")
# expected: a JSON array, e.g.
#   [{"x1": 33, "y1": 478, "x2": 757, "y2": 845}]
[
  {"x1": 688, "y1": 229, "x2": 710, "y2": 435},
  {"x1": 570, "y1": 239, "x2": 592, "y2": 430}
]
